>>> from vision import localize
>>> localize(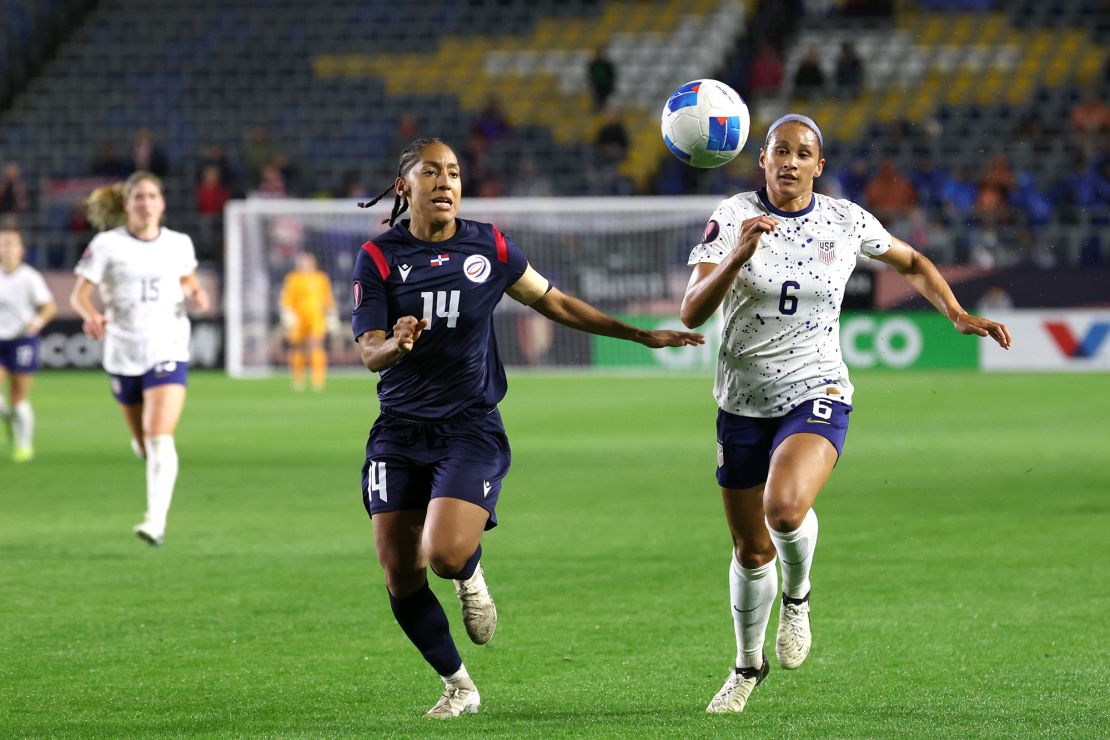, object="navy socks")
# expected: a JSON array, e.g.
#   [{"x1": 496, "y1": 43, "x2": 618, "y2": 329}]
[{"x1": 388, "y1": 581, "x2": 463, "y2": 677}]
